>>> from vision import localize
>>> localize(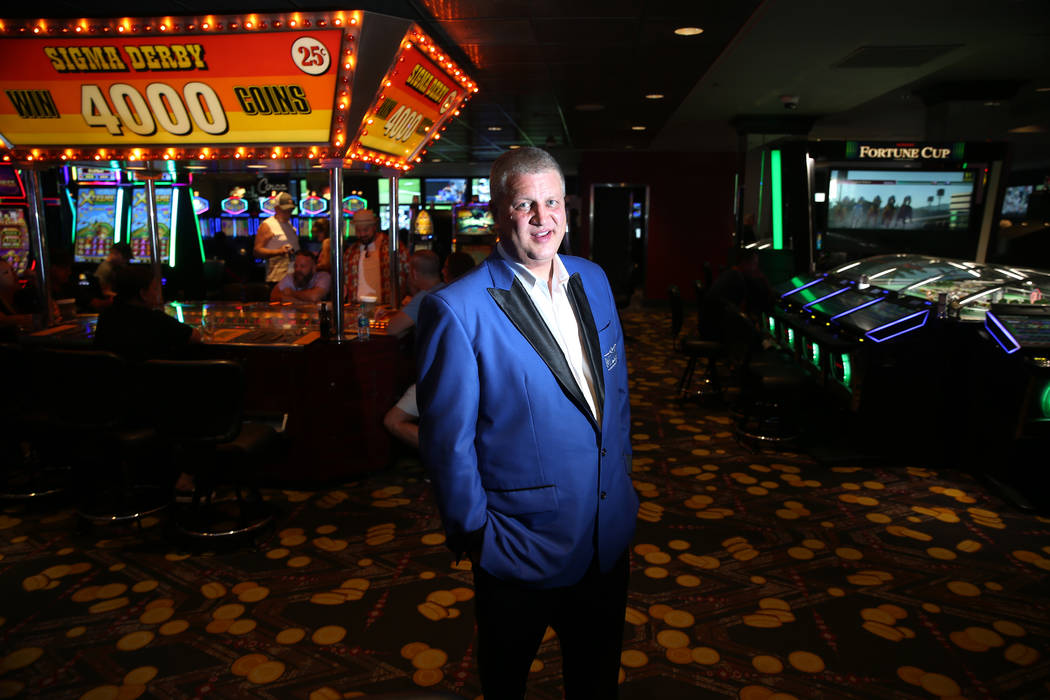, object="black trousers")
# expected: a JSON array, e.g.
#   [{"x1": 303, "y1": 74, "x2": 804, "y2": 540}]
[{"x1": 472, "y1": 549, "x2": 630, "y2": 700}]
